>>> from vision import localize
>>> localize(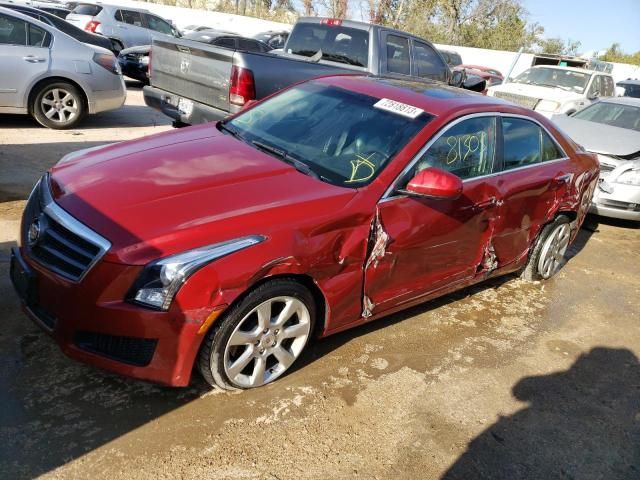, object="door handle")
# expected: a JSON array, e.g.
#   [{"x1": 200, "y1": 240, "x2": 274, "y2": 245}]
[
  {"x1": 554, "y1": 174, "x2": 571, "y2": 184},
  {"x1": 473, "y1": 196, "x2": 498, "y2": 211},
  {"x1": 23, "y1": 55, "x2": 46, "y2": 63}
]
